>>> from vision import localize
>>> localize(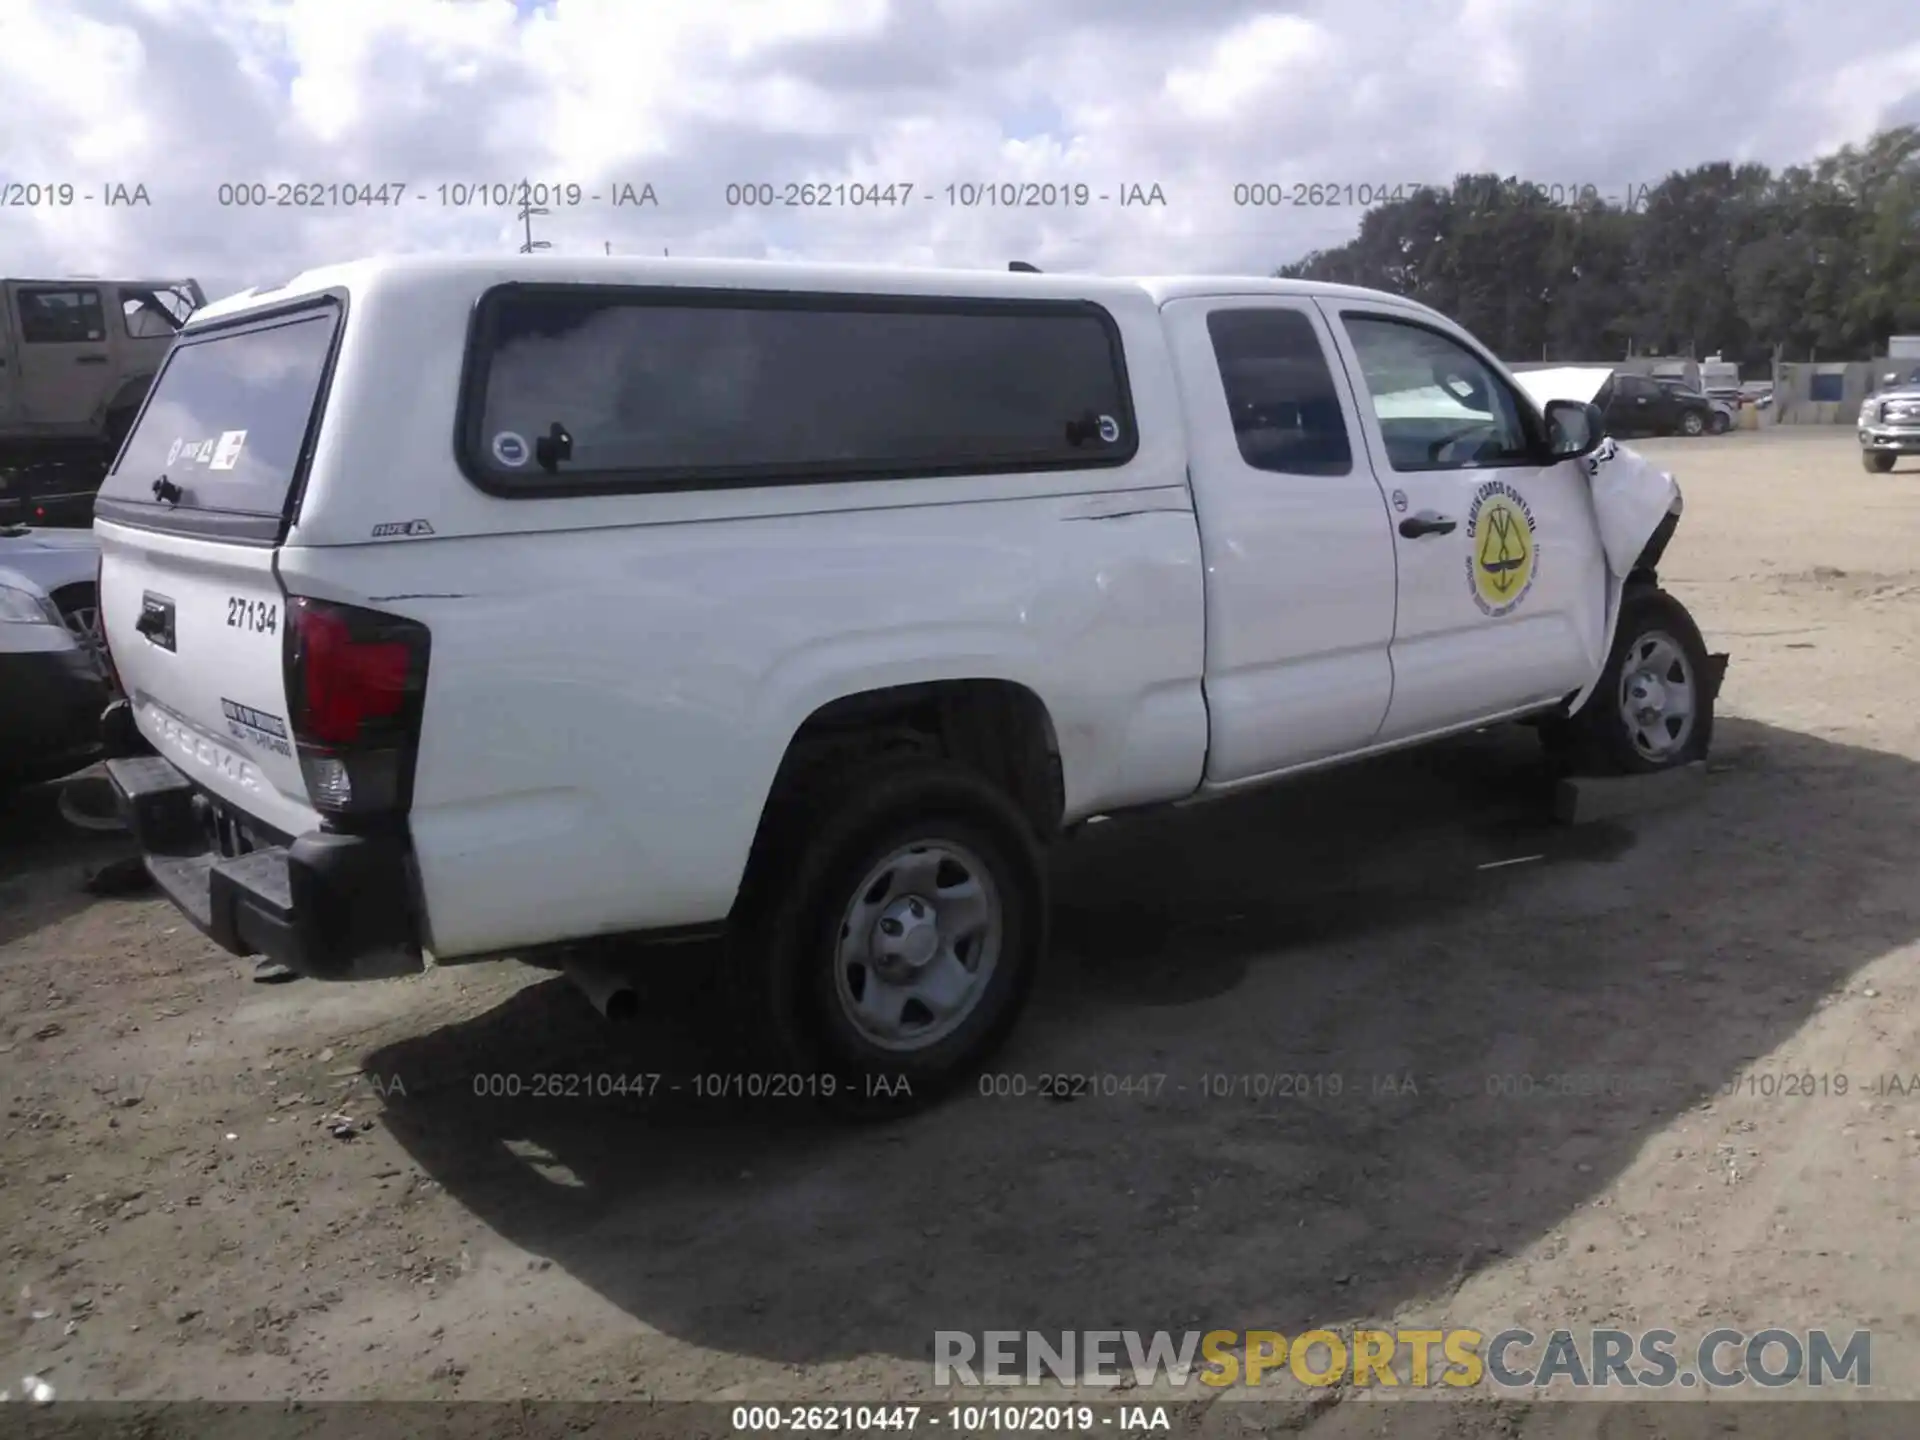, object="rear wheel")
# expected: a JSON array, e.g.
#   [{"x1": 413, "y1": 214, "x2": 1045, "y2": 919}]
[
  {"x1": 727, "y1": 754, "x2": 1046, "y2": 1116},
  {"x1": 1862, "y1": 450, "x2": 1897, "y2": 474},
  {"x1": 1547, "y1": 586, "x2": 1714, "y2": 776}
]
